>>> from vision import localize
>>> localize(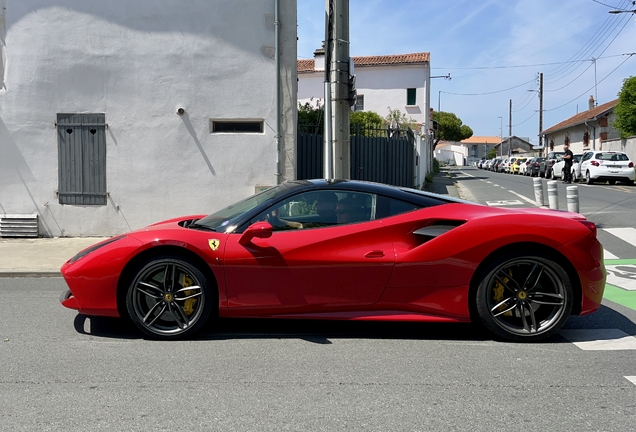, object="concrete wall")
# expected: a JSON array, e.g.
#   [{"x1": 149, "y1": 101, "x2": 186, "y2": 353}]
[
  {"x1": 0, "y1": 0, "x2": 297, "y2": 237},
  {"x1": 602, "y1": 136, "x2": 636, "y2": 162}
]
